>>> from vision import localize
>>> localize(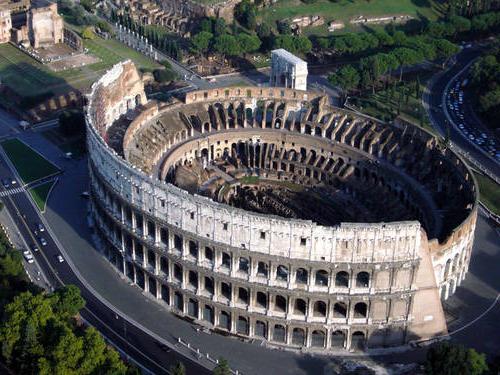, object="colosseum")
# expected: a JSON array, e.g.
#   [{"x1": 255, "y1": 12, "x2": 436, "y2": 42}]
[{"x1": 85, "y1": 61, "x2": 478, "y2": 352}]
